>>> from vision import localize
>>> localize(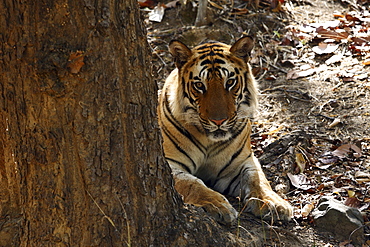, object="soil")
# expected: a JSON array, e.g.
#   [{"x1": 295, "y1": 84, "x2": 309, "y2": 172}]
[{"x1": 144, "y1": 0, "x2": 370, "y2": 246}]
